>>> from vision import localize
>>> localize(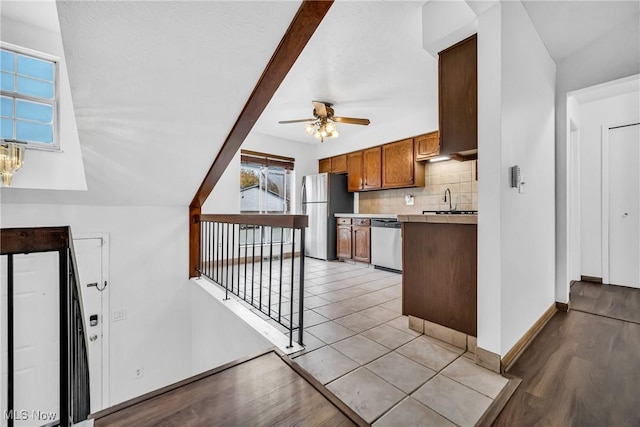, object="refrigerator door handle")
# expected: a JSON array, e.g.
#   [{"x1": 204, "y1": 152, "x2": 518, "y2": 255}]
[{"x1": 301, "y1": 179, "x2": 307, "y2": 206}]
